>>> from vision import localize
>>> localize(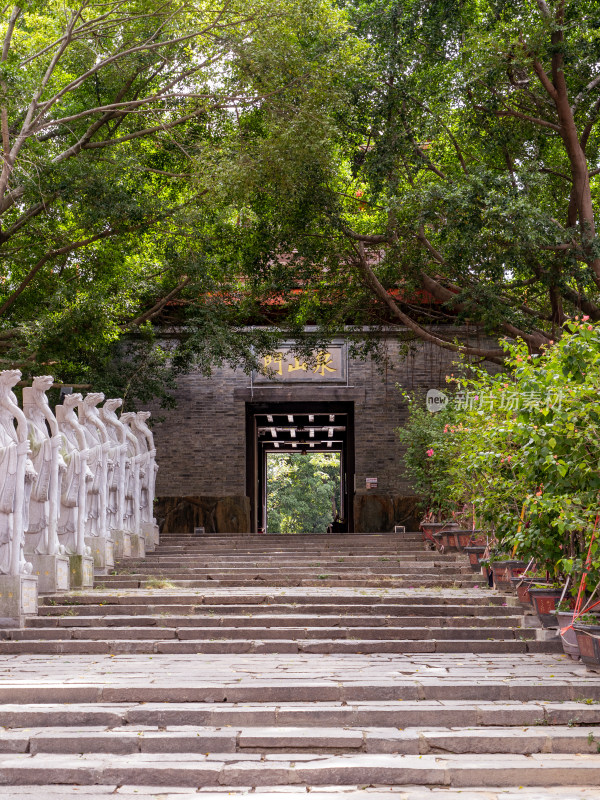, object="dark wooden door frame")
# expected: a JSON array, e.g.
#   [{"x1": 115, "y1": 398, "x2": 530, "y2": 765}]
[{"x1": 245, "y1": 400, "x2": 355, "y2": 533}]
